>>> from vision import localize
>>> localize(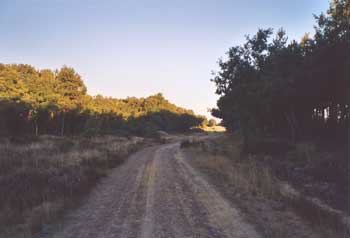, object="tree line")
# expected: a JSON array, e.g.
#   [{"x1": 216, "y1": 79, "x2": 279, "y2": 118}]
[
  {"x1": 0, "y1": 64, "x2": 205, "y2": 137},
  {"x1": 211, "y1": 0, "x2": 349, "y2": 145}
]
